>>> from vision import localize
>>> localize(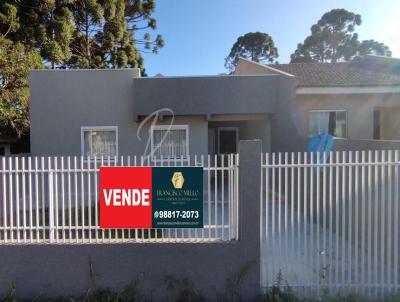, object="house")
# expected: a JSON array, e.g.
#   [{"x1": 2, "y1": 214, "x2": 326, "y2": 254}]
[
  {"x1": 28, "y1": 69, "x2": 302, "y2": 158},
  {"x1": 235, "y1": 56, "x2": 400, "y2": 141}
]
